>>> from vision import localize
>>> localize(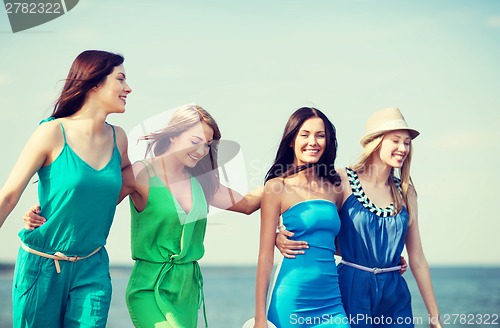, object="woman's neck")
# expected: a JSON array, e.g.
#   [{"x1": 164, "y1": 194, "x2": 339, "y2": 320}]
[
  {"x1": 157, "y1": 153, "x2": 189, "y2": 182},
  {"x1": 359, "y1": 159, "x2": 392, "y2": 186},
  {"x1": 295, "y1": 166, "x2": 319, "y2": 184},
  {"x1": 68, "y1": 104, "x2": 108, "y2": 135}
]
